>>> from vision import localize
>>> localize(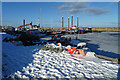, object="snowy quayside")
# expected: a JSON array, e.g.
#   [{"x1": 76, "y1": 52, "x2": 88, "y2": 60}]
[{"x1": 1, "y1": 31, "x2": 120, "y2": 79}]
